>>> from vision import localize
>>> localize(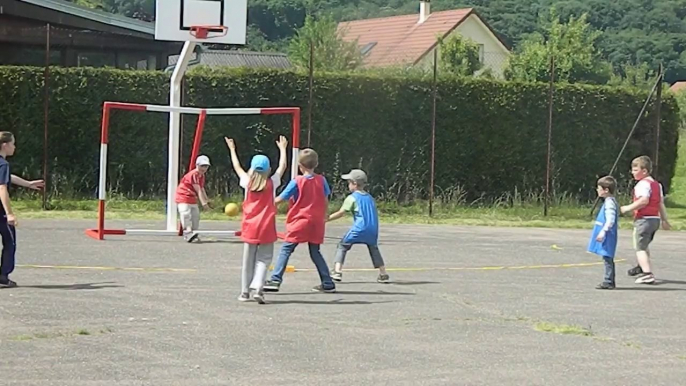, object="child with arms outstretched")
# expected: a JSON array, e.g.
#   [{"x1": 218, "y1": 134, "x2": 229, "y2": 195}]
[{"x1": 226, "y1": 136, "x2": 288, "y2": 303}]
